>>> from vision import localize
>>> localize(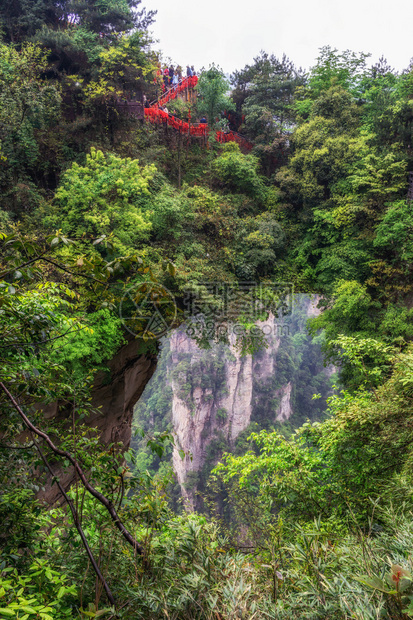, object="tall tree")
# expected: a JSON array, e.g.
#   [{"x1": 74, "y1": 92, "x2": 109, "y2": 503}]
[
  {"x1": 196, "y1": 64, "x2": 233, "y2": 129},
  {"x1": 231, "y1": 52, "x2": 305, "y2": 172},
  {"x1": 0, "y1": 0, "x2": 155, "y2": 42},
  {"x1": 0, "y1": 0, "x2": 62, "y2": 42}
]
